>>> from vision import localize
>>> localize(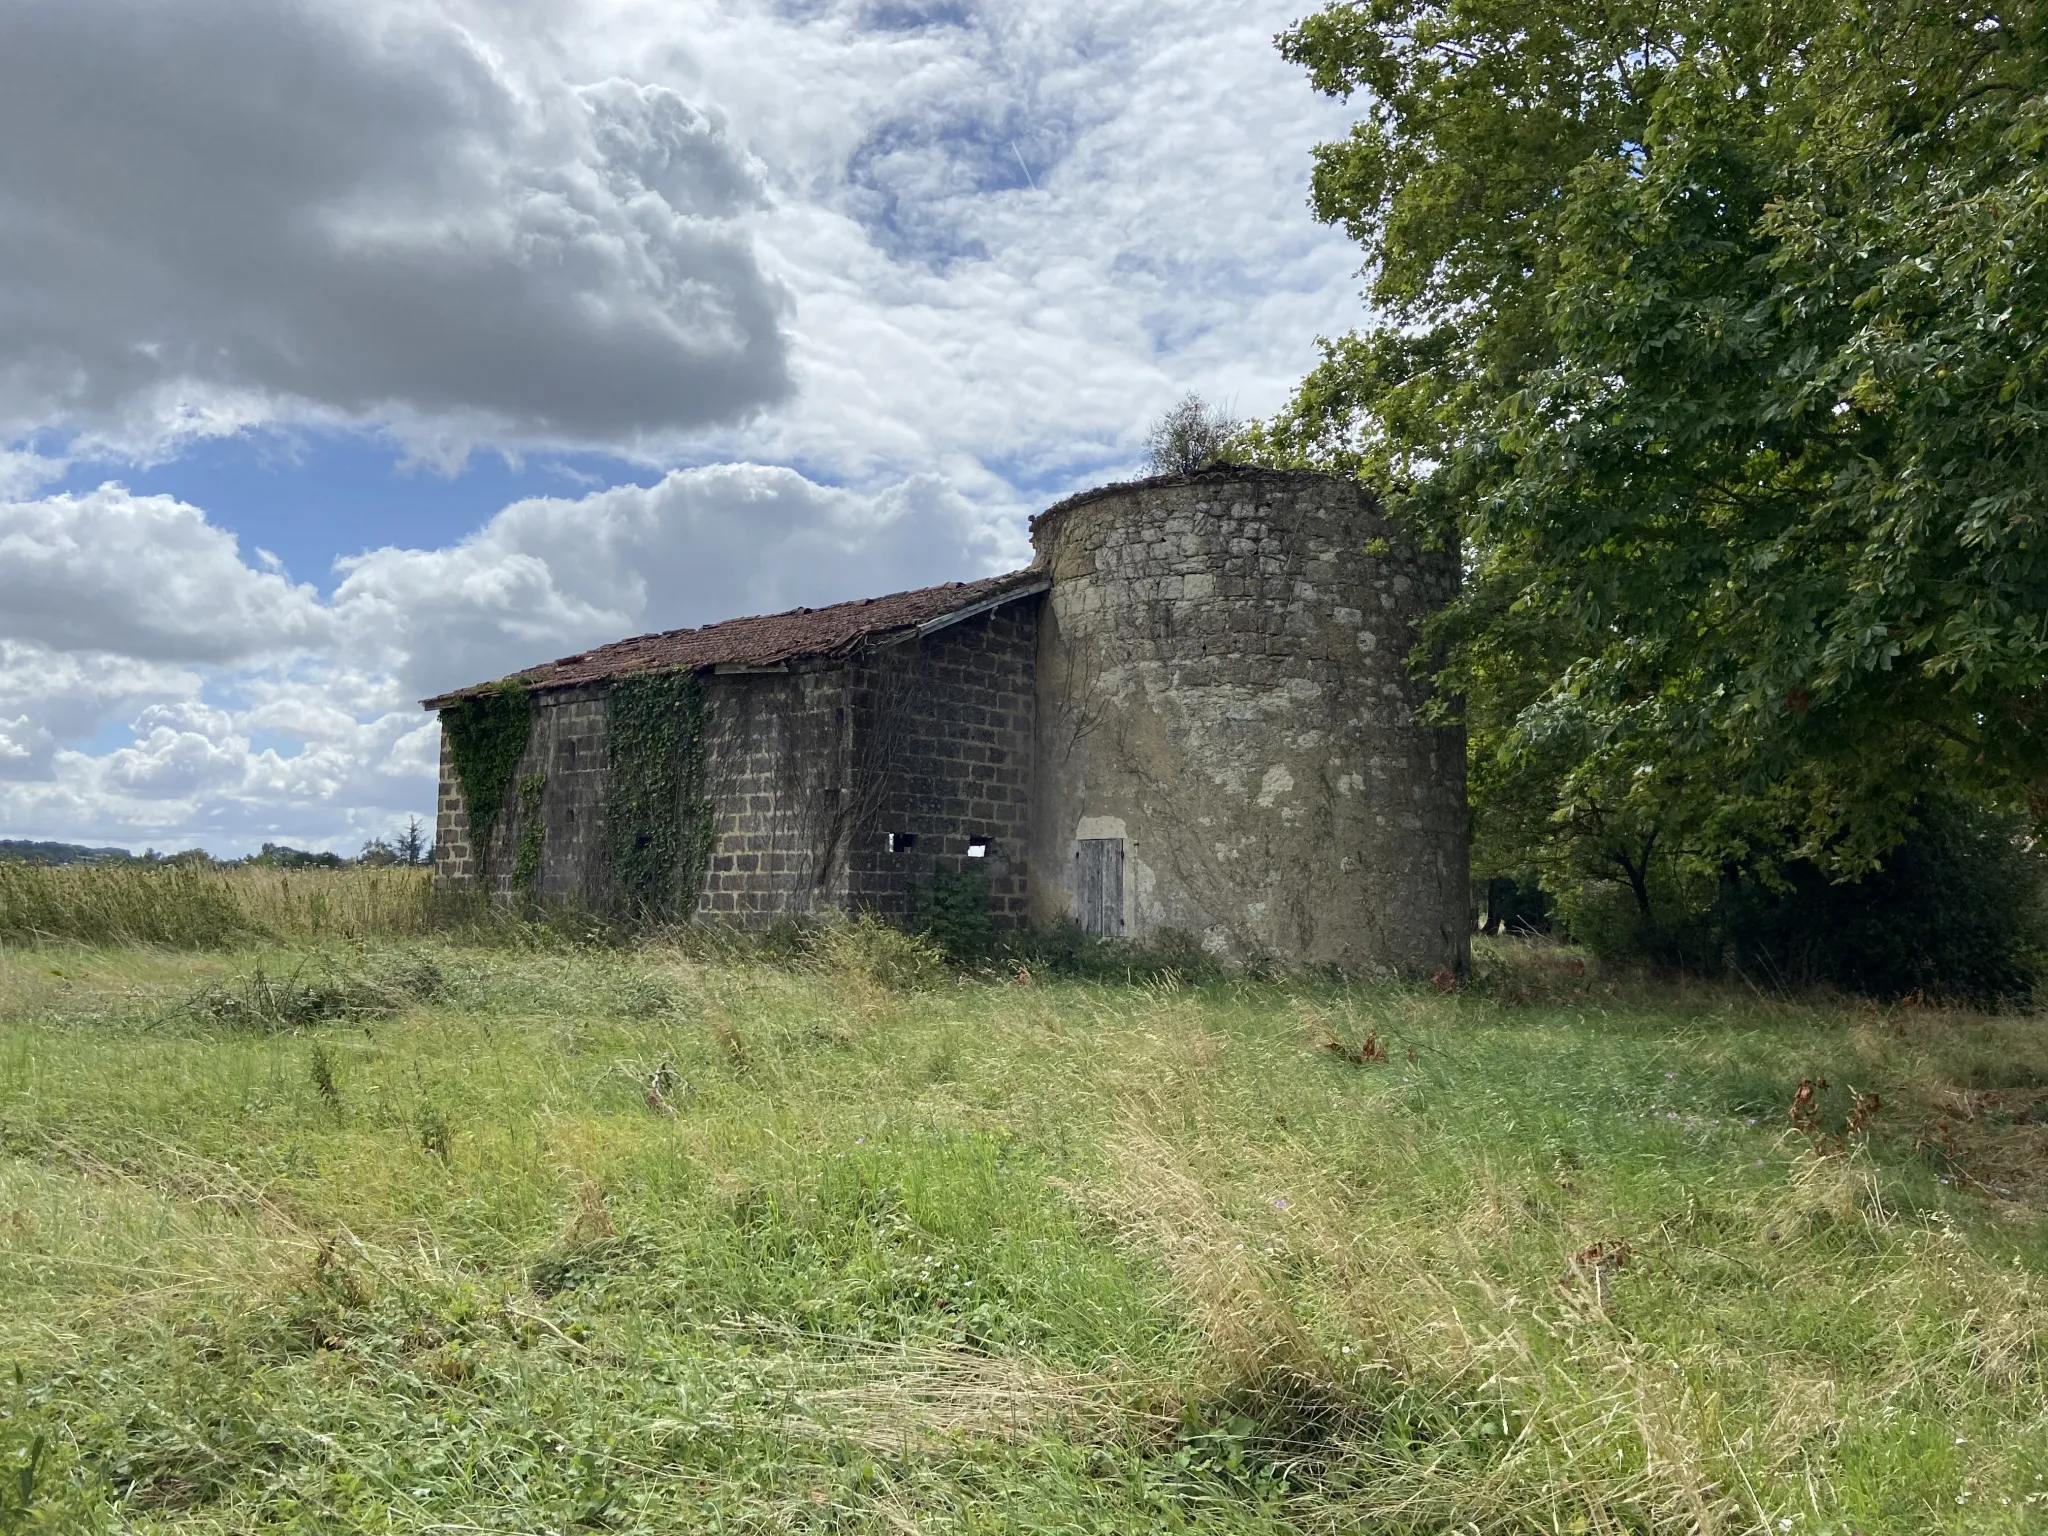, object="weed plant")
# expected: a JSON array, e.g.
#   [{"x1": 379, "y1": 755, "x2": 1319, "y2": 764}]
[
  {"x1": 179, "y1": 952, "x2": 446, "y2": 1033},
  {"x1": 999, "y1": 919, "x2": 1228, "y2": 985},
  {"x1": 0, "y1": 934, "x2": 2043, "y2": 1531}
]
